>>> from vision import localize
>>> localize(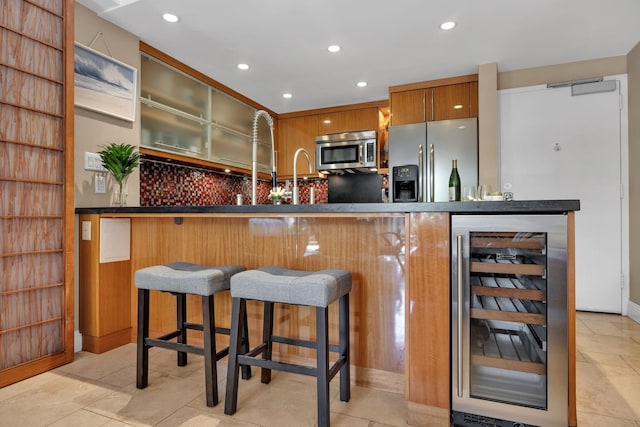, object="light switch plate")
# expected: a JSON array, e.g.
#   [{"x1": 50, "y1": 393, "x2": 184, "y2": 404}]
[
  {"x1": 95, "y1": 175, "x2": 106, "y2": 193},
  {"x1": 81, "y1": 221, "x2": 91, "y2": 241},
  {"x1": 84, "y1": 152, "x2": 107, "y2": 172}
]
